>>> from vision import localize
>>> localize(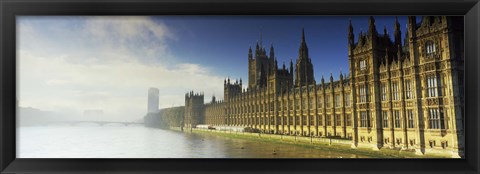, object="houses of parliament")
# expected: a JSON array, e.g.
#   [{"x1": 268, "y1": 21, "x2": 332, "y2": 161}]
[{"x1": 182, "y1": 16, "x2": 464, "y2": 157}]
